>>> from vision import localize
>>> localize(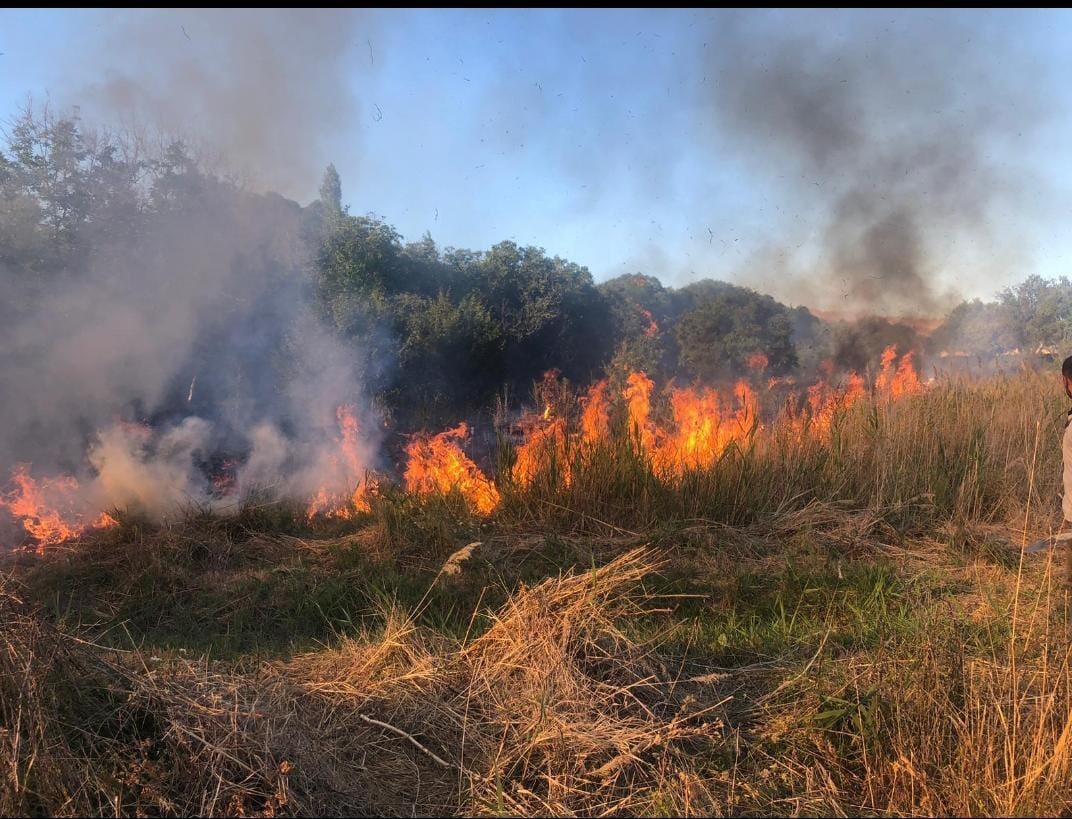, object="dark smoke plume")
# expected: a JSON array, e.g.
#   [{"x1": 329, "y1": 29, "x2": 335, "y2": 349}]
[{"x1": 707, "y1": 10, "x2": 1044, "y2": 317}]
